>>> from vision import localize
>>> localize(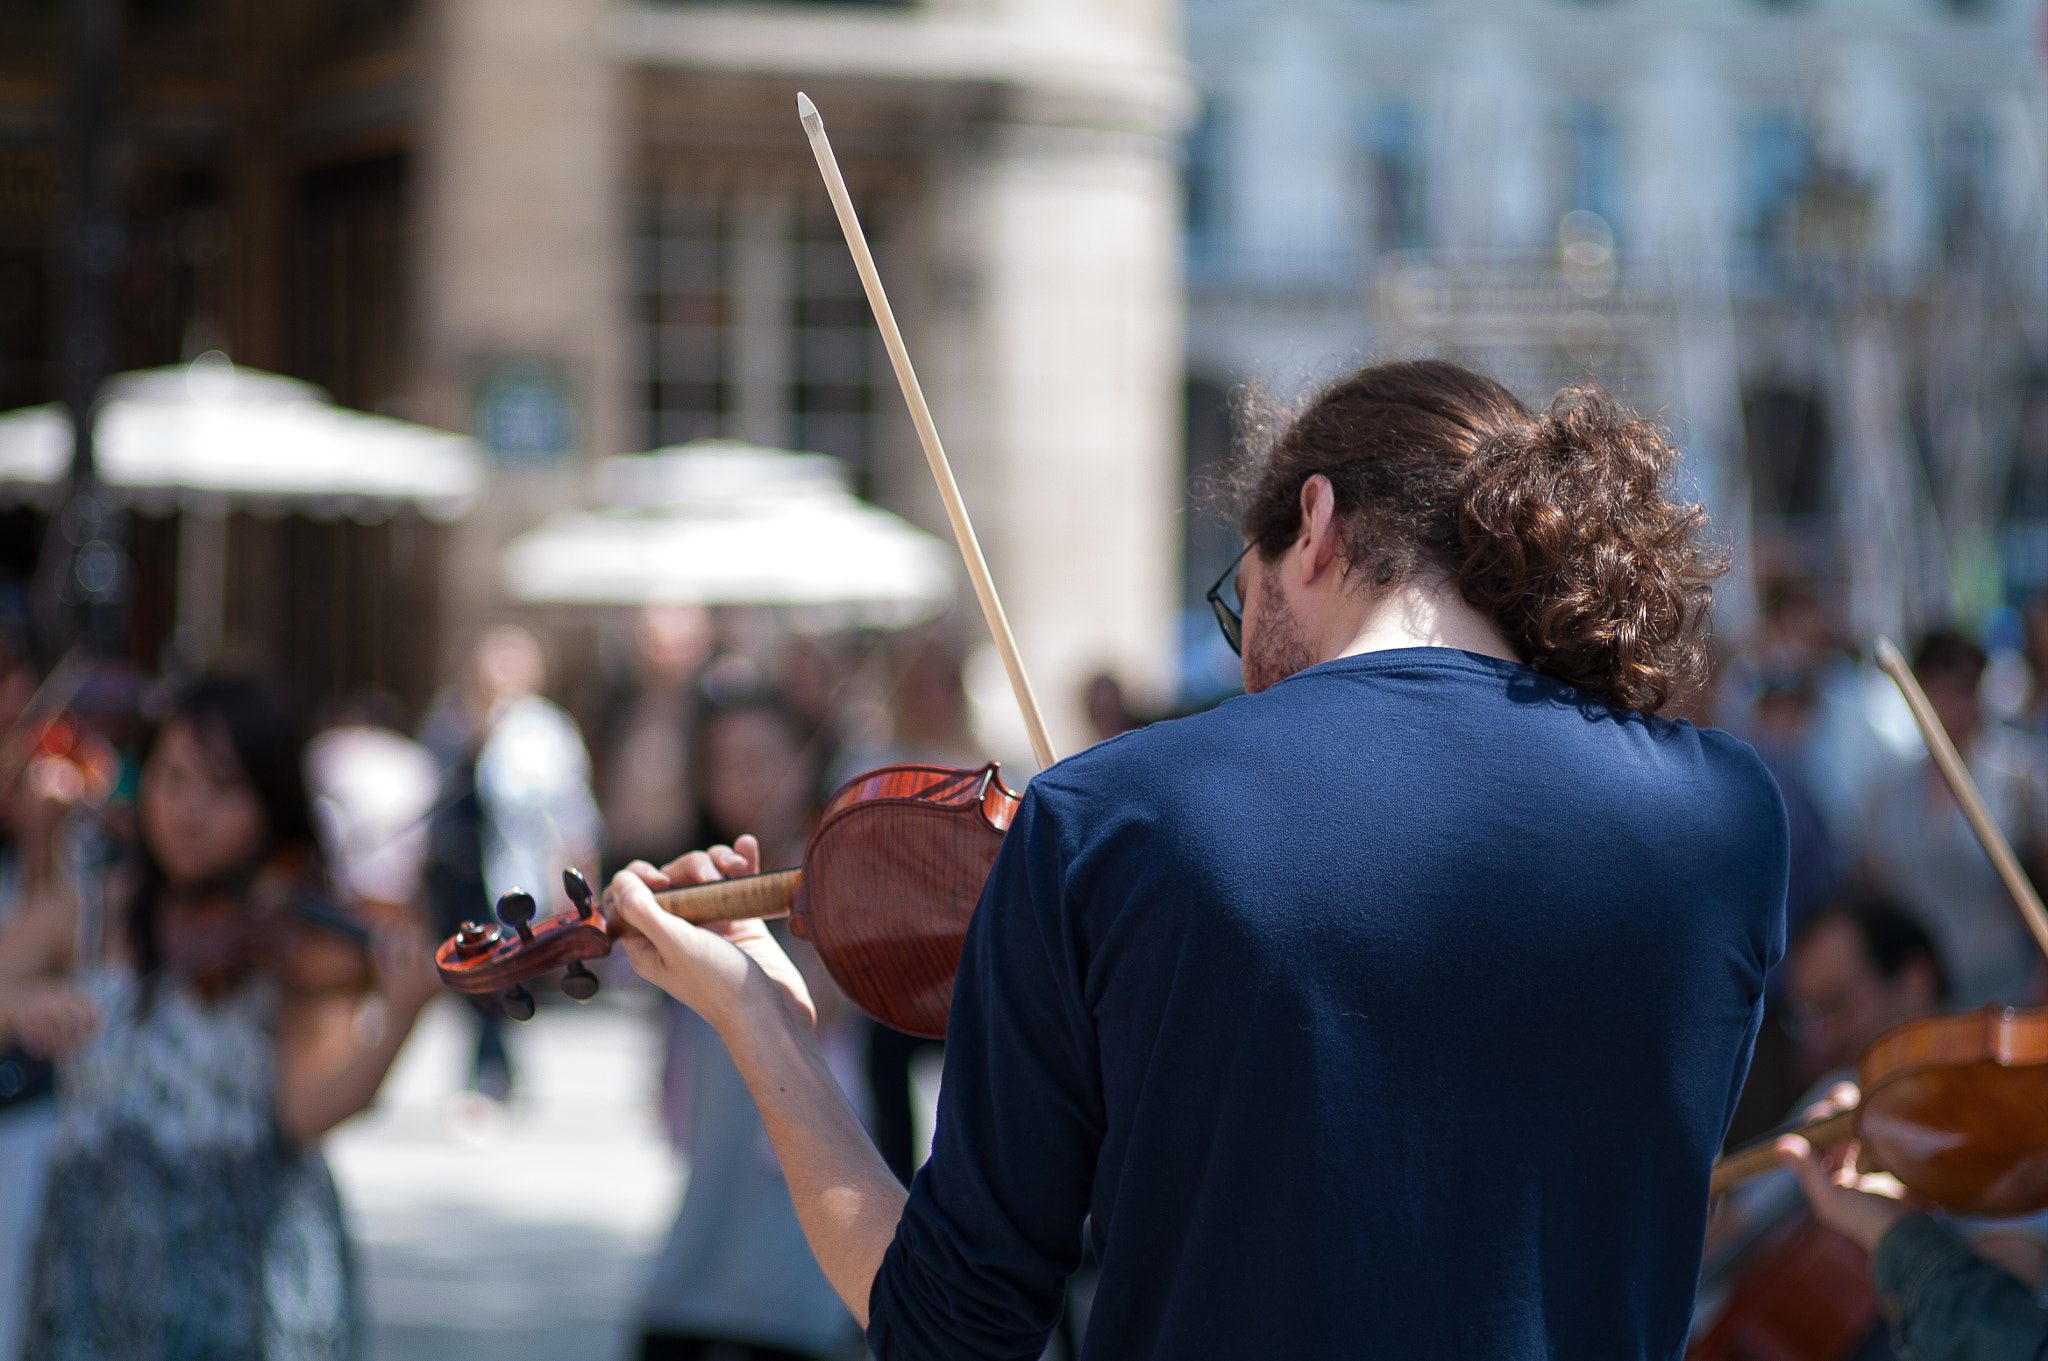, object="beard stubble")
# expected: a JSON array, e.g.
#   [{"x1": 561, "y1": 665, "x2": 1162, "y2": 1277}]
[{"x1": 1242, "y1": 565, "x2": 1315, "y2": 694}]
